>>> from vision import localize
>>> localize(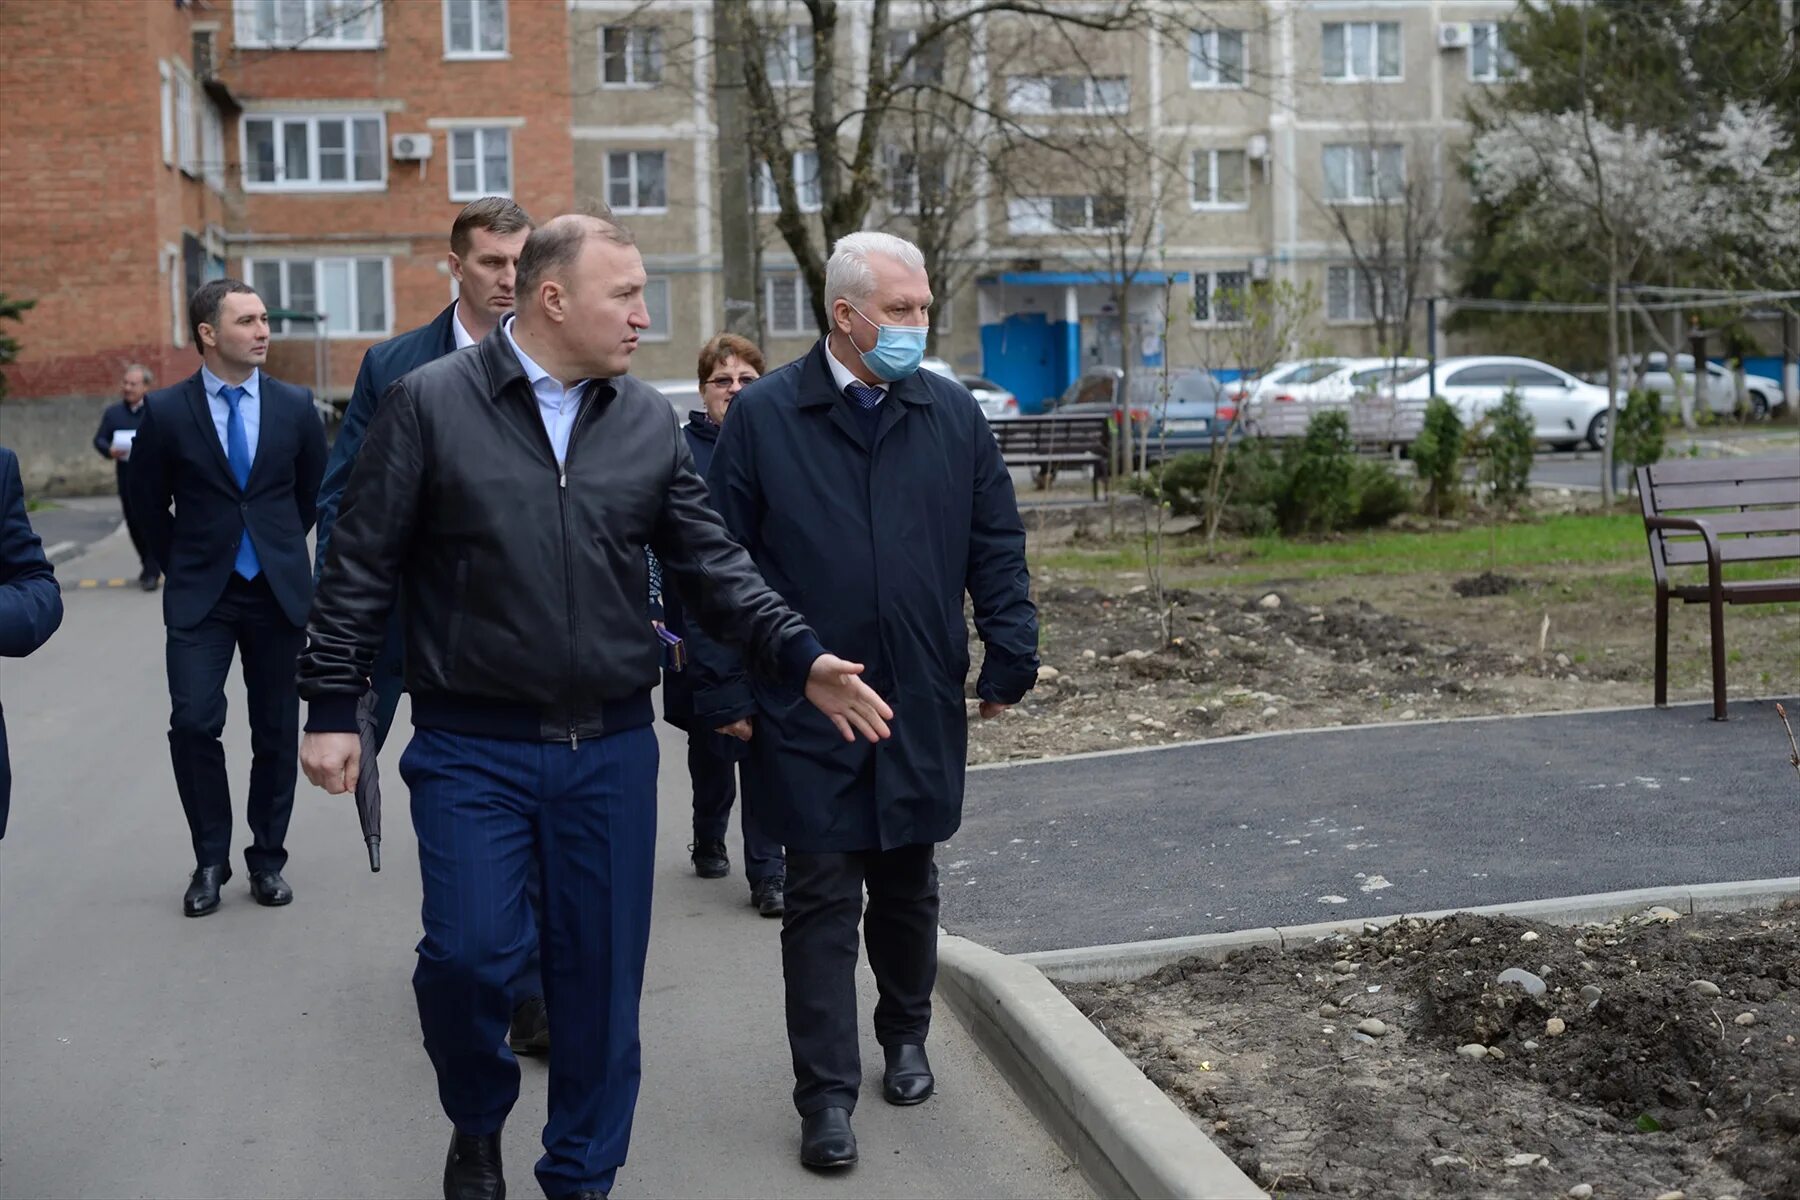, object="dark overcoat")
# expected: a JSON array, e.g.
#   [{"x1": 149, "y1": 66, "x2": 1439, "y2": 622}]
[{"x1": 693, "y1": 339, "x2": 1038, "y2": 853}]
